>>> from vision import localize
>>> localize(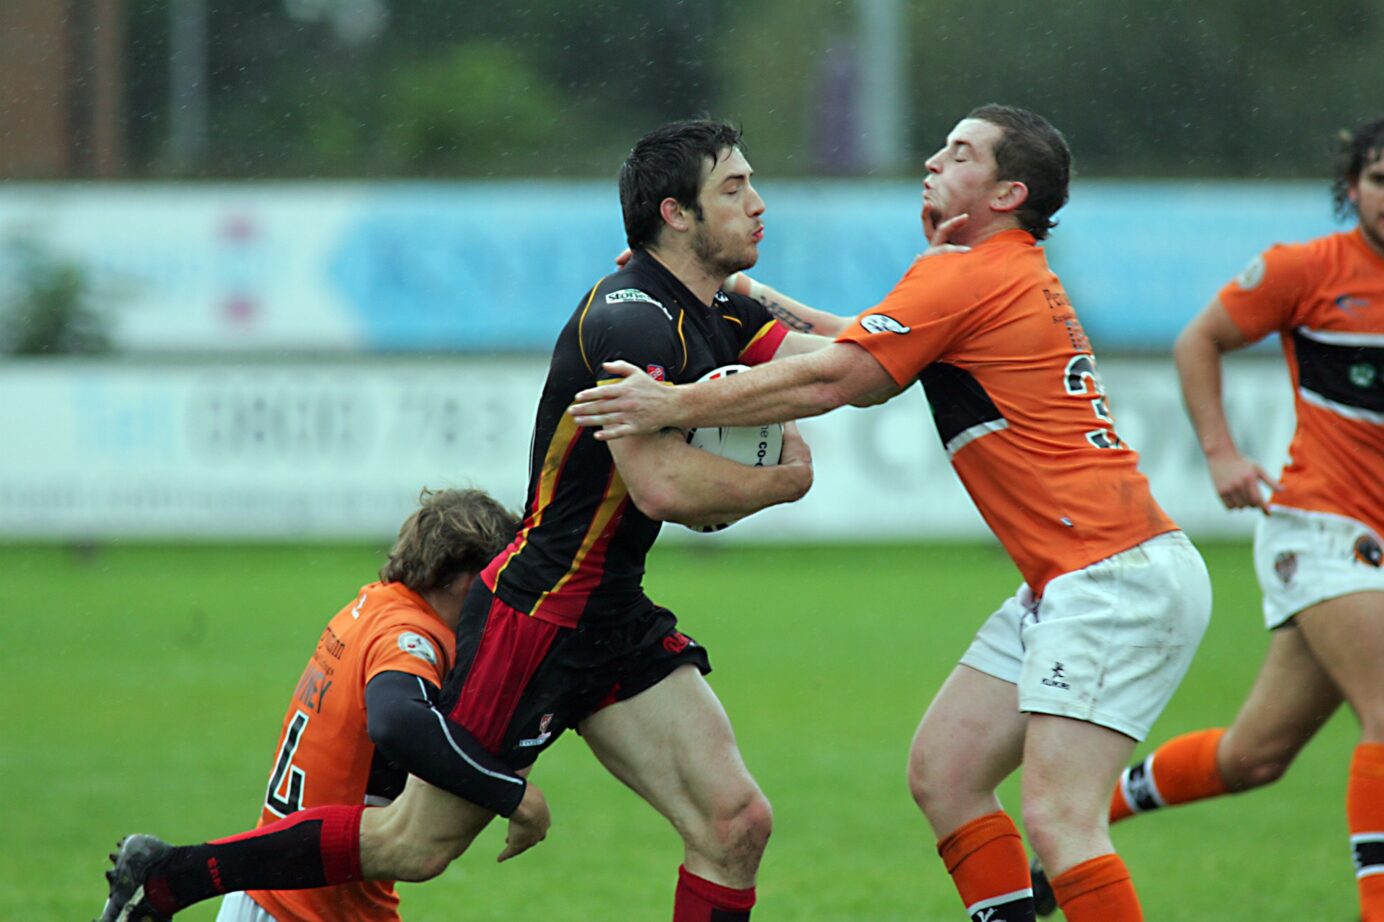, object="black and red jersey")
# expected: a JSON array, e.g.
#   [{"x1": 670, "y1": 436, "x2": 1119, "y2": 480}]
[{"x1": 481, "y1": 250, "x2": 787, "y2": 627}]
